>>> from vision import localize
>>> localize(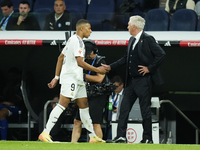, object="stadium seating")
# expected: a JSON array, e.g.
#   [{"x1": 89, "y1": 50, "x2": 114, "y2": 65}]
[
  {"x1": 194, "y1": 0, "x2": 200, "y2": 3},
  {"x1": 68, "y1": 10, "x2": 84, "y2": 30},
  {"x1": 64, "y1": 0, "x2": 87, "y2": 30},
  {"x1": 86, "y1": 0, "x2": 115, "y2": 31},
  {"x1": 132, "y1": 0, "x2": 145, "y2": 17},
  {"x1": 1, "y1": 0, "x2": 200, "y2": 31},
  {"x1": 64, "y1": 0, "x2": 88, "y2": 18},
  {"x1": 113, "y1": 0, "x2": 145, "y2": 31},
  {"x1": 169, "y1": 9, "x2": 198, "y2": 31},
  {"x1": 34, "y1": 8, "x2": 52, "y2": 30},
  {"x1": 115, "y1": 0, "x2": 124, "y2": 10},
  {"x1": 144, "y1": 9, "x2": 170, "y2": 31},
  {"x1": 197, "y1": 18, "x2": 200, "y2": 31},
  {"x1": 33, "y1": 0, "x2": 54, "y2": 12}
]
